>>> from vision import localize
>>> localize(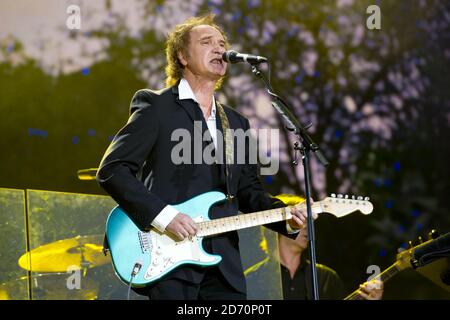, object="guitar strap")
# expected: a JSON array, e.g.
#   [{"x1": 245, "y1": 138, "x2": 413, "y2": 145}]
[{"x1": 215, "y1": 101, "x2": 234, "y2": 201}]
